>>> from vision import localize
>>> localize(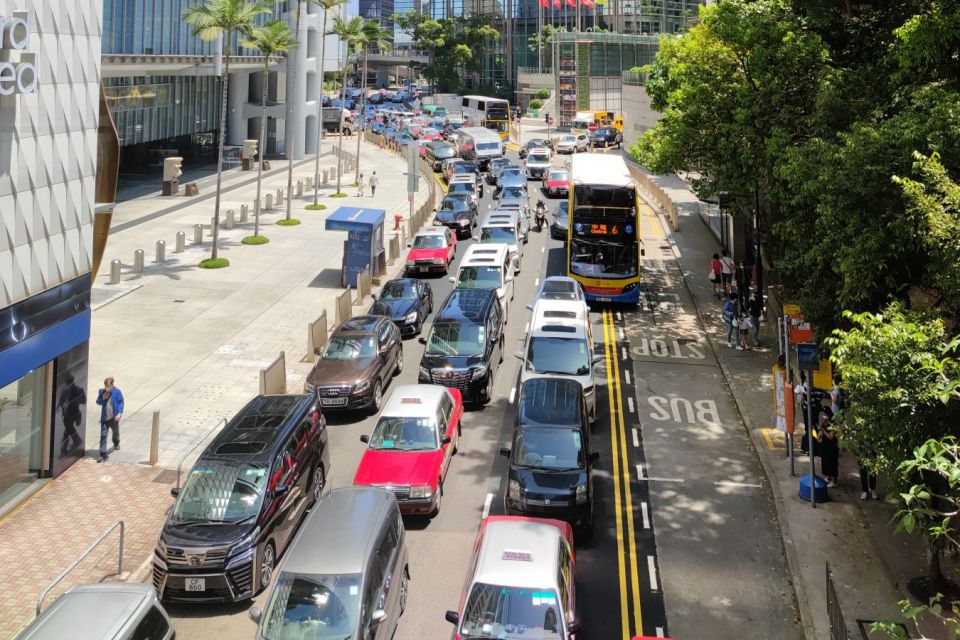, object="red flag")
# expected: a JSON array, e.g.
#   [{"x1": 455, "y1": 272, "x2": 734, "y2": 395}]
[
  {"x1": 581, "y1": 0, "x2": 594, "y2": 6},
  {"x1": 539, "y1": 0, "x2": 549, "y2": 7},
  {"x1": 565, "y1": 0, "x2": 575, "y2": 7},
  {"x1": 552, "y1": 0, "x2": 561, "y2": 7}
]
